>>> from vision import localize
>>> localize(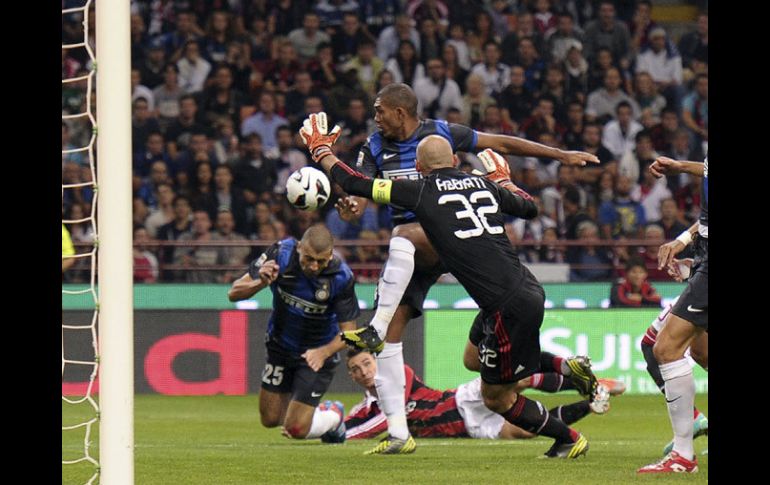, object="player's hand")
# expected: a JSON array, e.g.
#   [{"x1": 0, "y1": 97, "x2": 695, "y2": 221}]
[
  {"x1": 335, "y1": 196, "x2": 362, "y2": 222},
  {"x1": 302, "y1": 347, "x2": 329, "y2": 372},
  {"x1": 258, "y1": 260, "x2": 279, "y2": 285},
  {"x1": 649, "y1": 156, "x2": 684, "y2": 178},
  {"x1": 667, "y1": 258, "x2": 693, "y2": 282},
  {"x1": 299, "y1": 112, "x2": 341, "y2": 162},
  {"x1": 558, "y1": 150, "x2": 600, "y2": 167},
  {"x1": 476, "y1": 148, "x2": 513, "y2": 187},
  {"x1": 657, "y1": 240, "x2": 686, "y2": 270}
]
